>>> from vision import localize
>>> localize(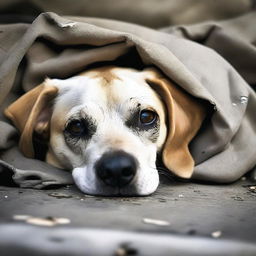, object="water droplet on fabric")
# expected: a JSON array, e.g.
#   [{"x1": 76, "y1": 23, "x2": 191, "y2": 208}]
[
  {"x1": 240, "y1": 96, "x2": 248, "y2": 104},
  {"x1": 60, "y1": 22, "x2": 77, "y2": 28}
]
